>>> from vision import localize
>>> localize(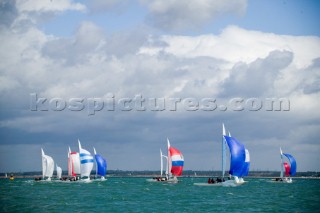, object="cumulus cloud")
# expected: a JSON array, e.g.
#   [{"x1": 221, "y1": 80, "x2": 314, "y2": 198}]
[
  {"x1": 0, "y1": 1, "x2": 320, "y2": 171},
  {"x1": 141, "y1": 0, "x2": 247, "y2": 31},
  {"x1": 0, "y1": 0, "x2": 18, "y2": 27},
  {"x1": 8, "y1": 0, "x2": 86, "y2": 28},
  {"x1": 16, "y1": 0, "x2": 86, "y2": 13},
  {"x1": 221, "y1": 50, "x2": 294, "y2": 97}
]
